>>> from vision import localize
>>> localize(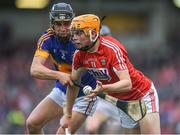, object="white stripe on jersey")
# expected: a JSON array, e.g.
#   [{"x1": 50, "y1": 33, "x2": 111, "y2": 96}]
[
  {"x1": 102, "y1": 38, "x2": 126, "y2": 62},
  {"x1": 101, "y1": 41, "x2": 126, "y2": 70},
  {"x1": 103, "y1": 38, "x2": 125, "y2": 58},
  {"x1": 72, "y1": 50, "x2": 80, "y2": 69},
  {"x1": 101, "y1": 38, "x2": 127, "y2": 70}
]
